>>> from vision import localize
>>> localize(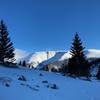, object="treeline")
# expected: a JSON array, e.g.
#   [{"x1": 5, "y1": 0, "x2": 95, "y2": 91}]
[{"x1": 18, "y1": 60, "x2": 32, "y2": 68}]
